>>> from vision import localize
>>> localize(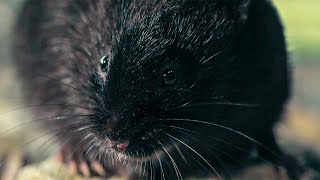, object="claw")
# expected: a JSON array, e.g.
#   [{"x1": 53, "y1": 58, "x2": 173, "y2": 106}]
[
  {"x1": 57, "y1": 146, "x2": 112, "y2": 178},
  {"x1": 79, "y1": 161, "x2": 91, "y2": 177},
  {"x1": 56, "y1": 152, "x2": 65, "y2": 163},
  {"x1": 68, "y1": 160, "x2": 78, "y2": 176},
  {"x1": 92, "y1": 161, "x2": 106, "y2": 176}
]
